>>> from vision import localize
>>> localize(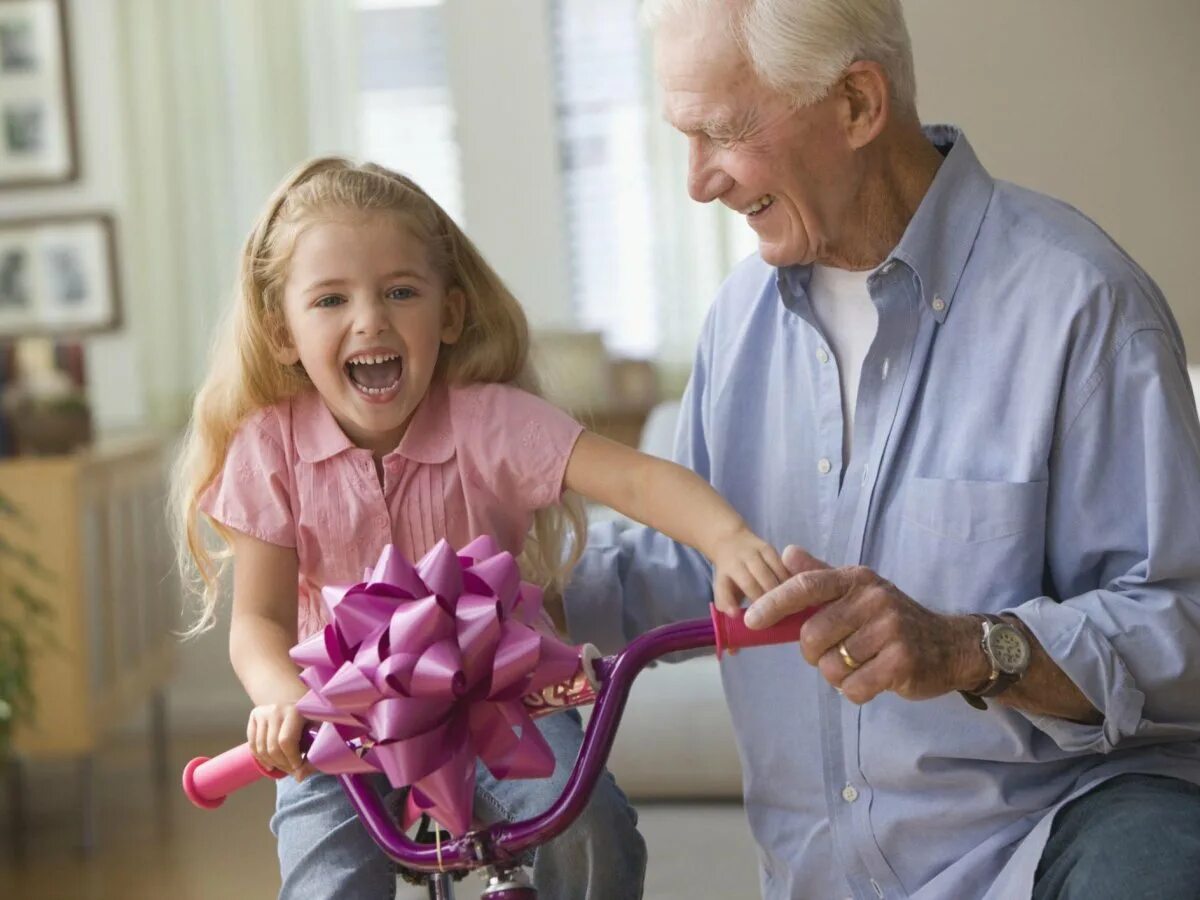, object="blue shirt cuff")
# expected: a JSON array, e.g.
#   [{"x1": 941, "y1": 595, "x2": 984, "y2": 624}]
[
  {"x1": 564, "y1": 541, "x2": 634, "y2": 656},
  {"x1": 1004, "y1": 596, "x2": 1146, "y2": 753}
]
